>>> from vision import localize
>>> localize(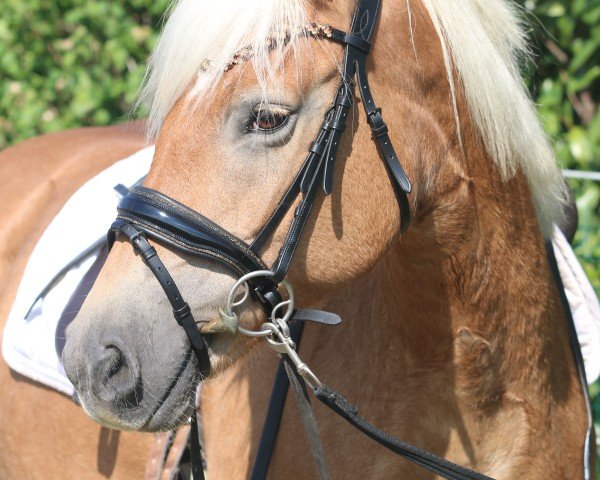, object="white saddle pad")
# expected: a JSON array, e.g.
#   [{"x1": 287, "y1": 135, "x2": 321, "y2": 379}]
[
  {"x1": 552, "y1": 226, "x2": 600, "y2": 383},
  {"x1": 2, "y1": 146, "x2": 154, "y2": 396},
  {"x1": 2, "y1": 149, "x2": 599, "y2": 395}
]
